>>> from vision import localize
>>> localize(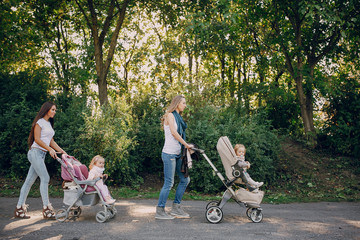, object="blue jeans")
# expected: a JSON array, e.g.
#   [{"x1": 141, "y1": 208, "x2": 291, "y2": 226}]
[
  {"x1": 17, "y1": 148, "x2": 50, "y2": 207},
  {"x1": 157, "y1": 152, "x2": 190, "y2": 207}
]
